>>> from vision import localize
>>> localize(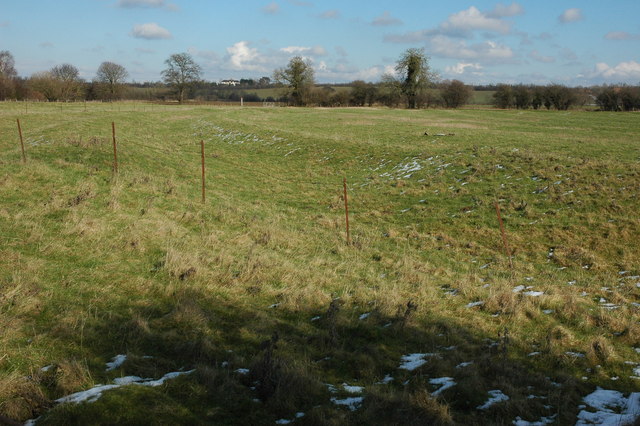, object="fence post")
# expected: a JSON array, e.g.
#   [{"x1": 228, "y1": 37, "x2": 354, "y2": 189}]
[
  {"x1": 201, "y1": 140, "x2": 206, "y2": 203},
  {"x1": 111, "y1": 122, "x2": 118, "y2": 174},
  {"x1": 494, "y1": 201, "x2": 513, "y2": 268},
  {"x1": 17, "y1": 118, "x2": 26, "y2": 163},
  {"x1": 343, "y1": 177, "x2": 351, "y2": 245}
]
